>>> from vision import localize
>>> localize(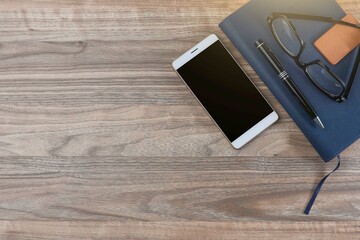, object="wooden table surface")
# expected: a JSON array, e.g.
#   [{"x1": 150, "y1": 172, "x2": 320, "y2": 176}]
[{"x1": 0, "y1": 0, "x2": 359, "y2": 239}]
